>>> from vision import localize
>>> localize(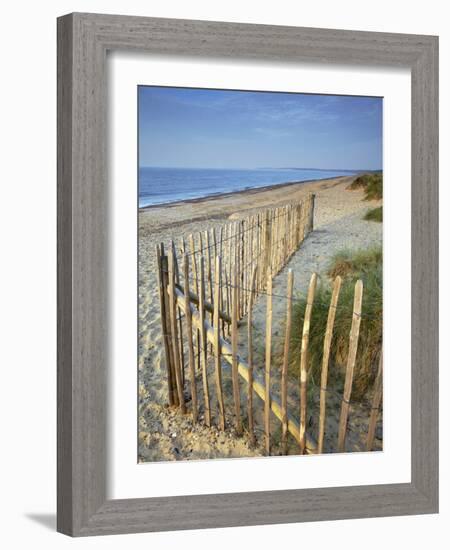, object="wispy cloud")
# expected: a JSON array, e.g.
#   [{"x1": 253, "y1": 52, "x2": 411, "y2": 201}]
[{"x1": 224, "y1": 94, "x2": 342, "y2": 126}]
